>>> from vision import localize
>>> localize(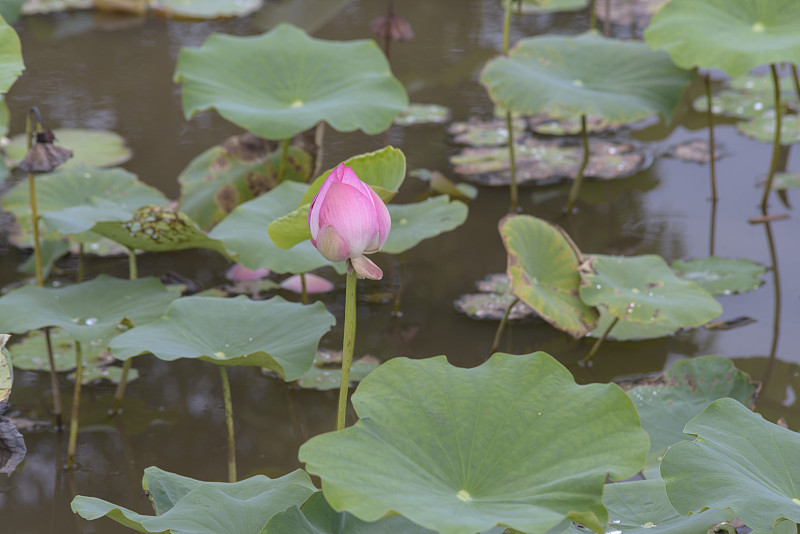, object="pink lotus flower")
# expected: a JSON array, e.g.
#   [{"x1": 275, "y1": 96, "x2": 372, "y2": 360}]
[{"x1": 308, "y1": 163, "x2": 391, "y2": 280}]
